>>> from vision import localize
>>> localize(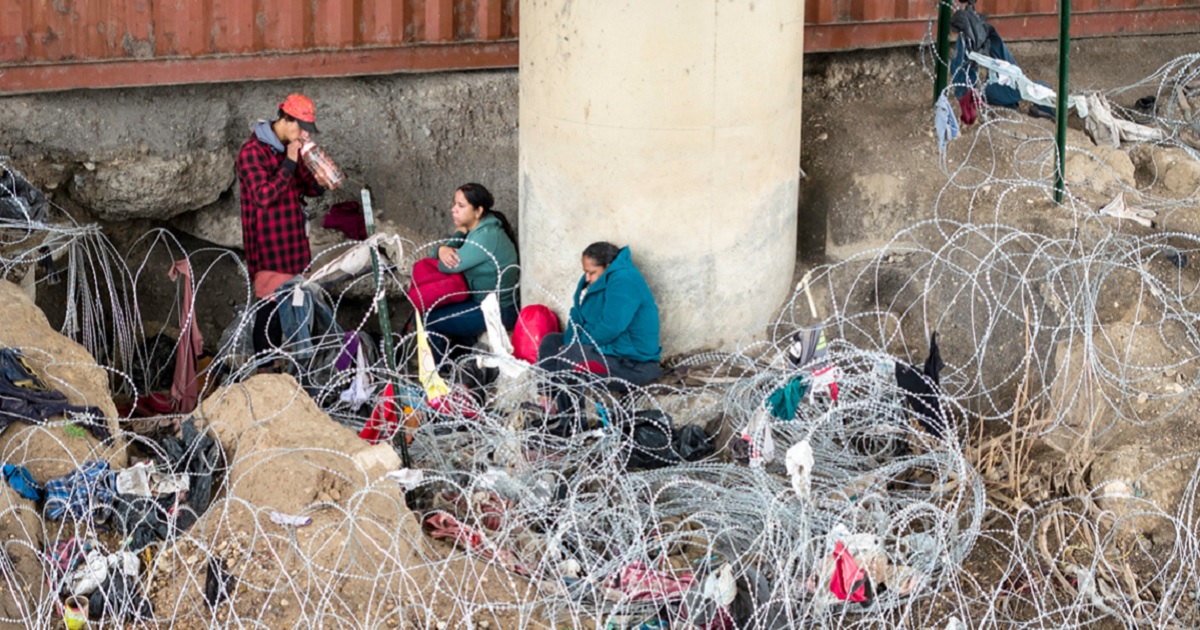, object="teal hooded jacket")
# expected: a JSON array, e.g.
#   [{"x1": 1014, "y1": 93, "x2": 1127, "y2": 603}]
[
  {"x1": 564, "y1": 246, "x2": 661, "y2": 363},
  {"x1": 429, "y1": 213, "x2": 519, "y2": 308}
]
